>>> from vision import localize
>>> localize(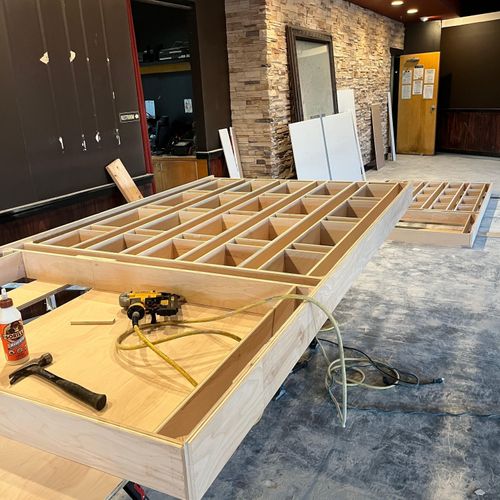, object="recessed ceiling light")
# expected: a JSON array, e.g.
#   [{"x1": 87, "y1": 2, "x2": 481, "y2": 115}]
[
  {"x1": 407, "y1": 8, "x2": 419, "y2": 14},
  {"x1": 420, "y1": 16, "x2": 429, "y2": 22},
  {"x1": 391, "y1": 1, "x2": 404, "y2": 5}
]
